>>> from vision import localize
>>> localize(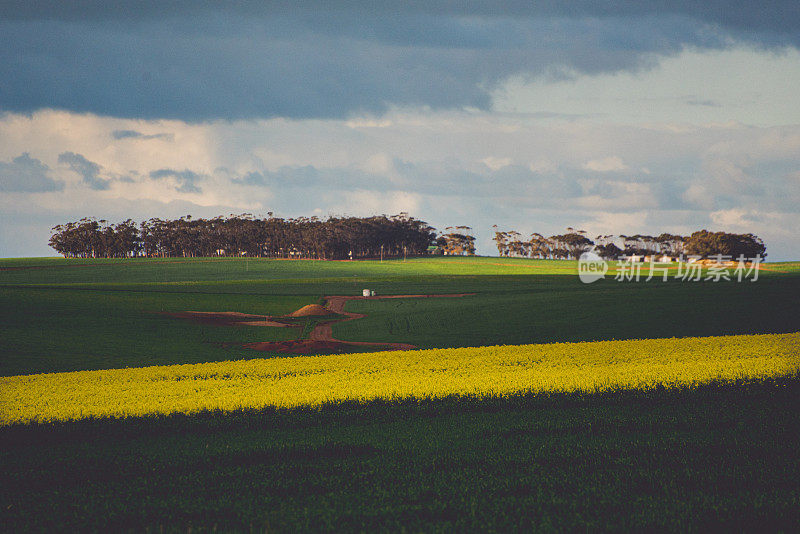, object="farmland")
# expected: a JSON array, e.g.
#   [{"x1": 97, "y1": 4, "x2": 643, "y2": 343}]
[
  {"x1": 2, "y1": 256, "x2": 799, "y2": 375},
  {"x1": 2, "y1": 332, "x2": 798, "y2": 425},
  {"x1": 1, "y1": 256, "x2": 800, "y2": 531}
]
